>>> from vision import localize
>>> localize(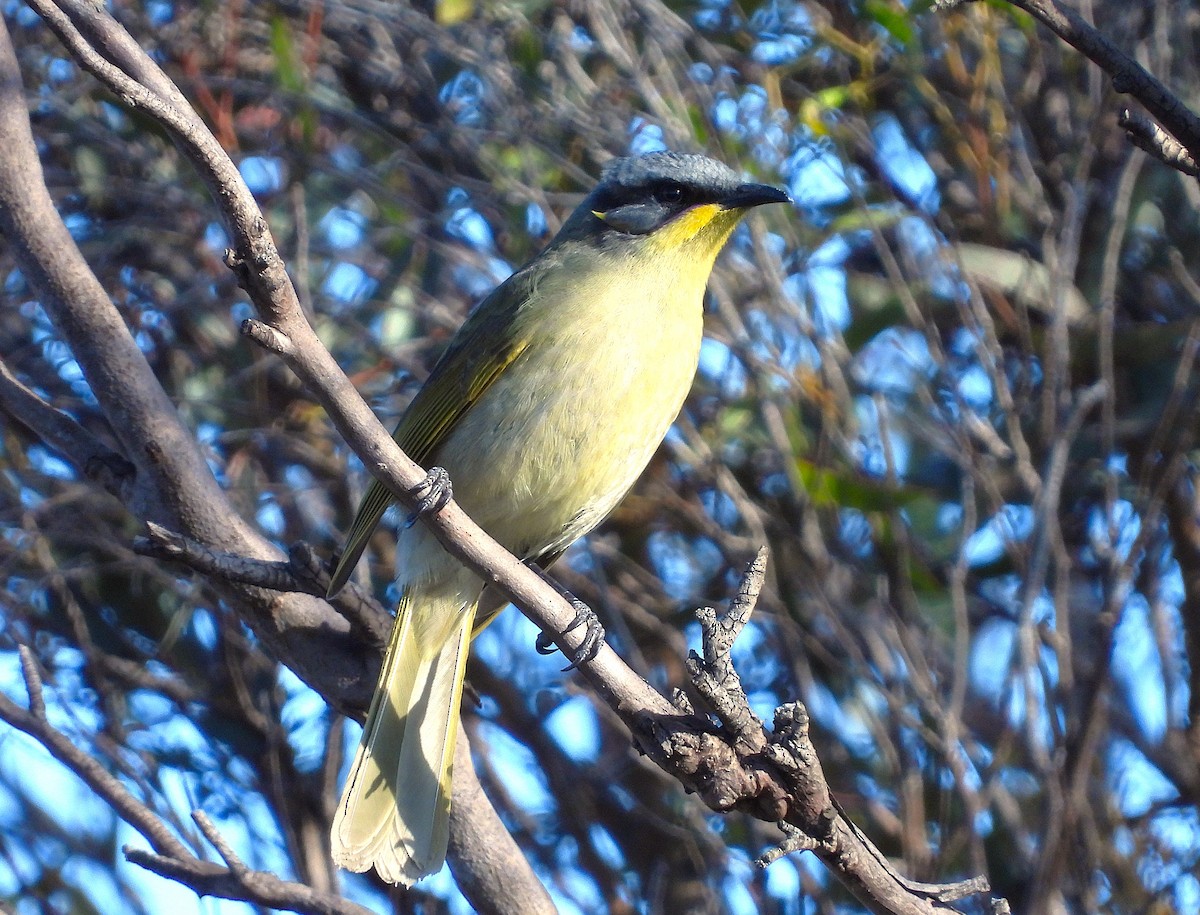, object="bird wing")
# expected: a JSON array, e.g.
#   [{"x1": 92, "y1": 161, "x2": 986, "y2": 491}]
[{"x1": 327, "y1": 264, "x2": 540, "y2": 595}]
